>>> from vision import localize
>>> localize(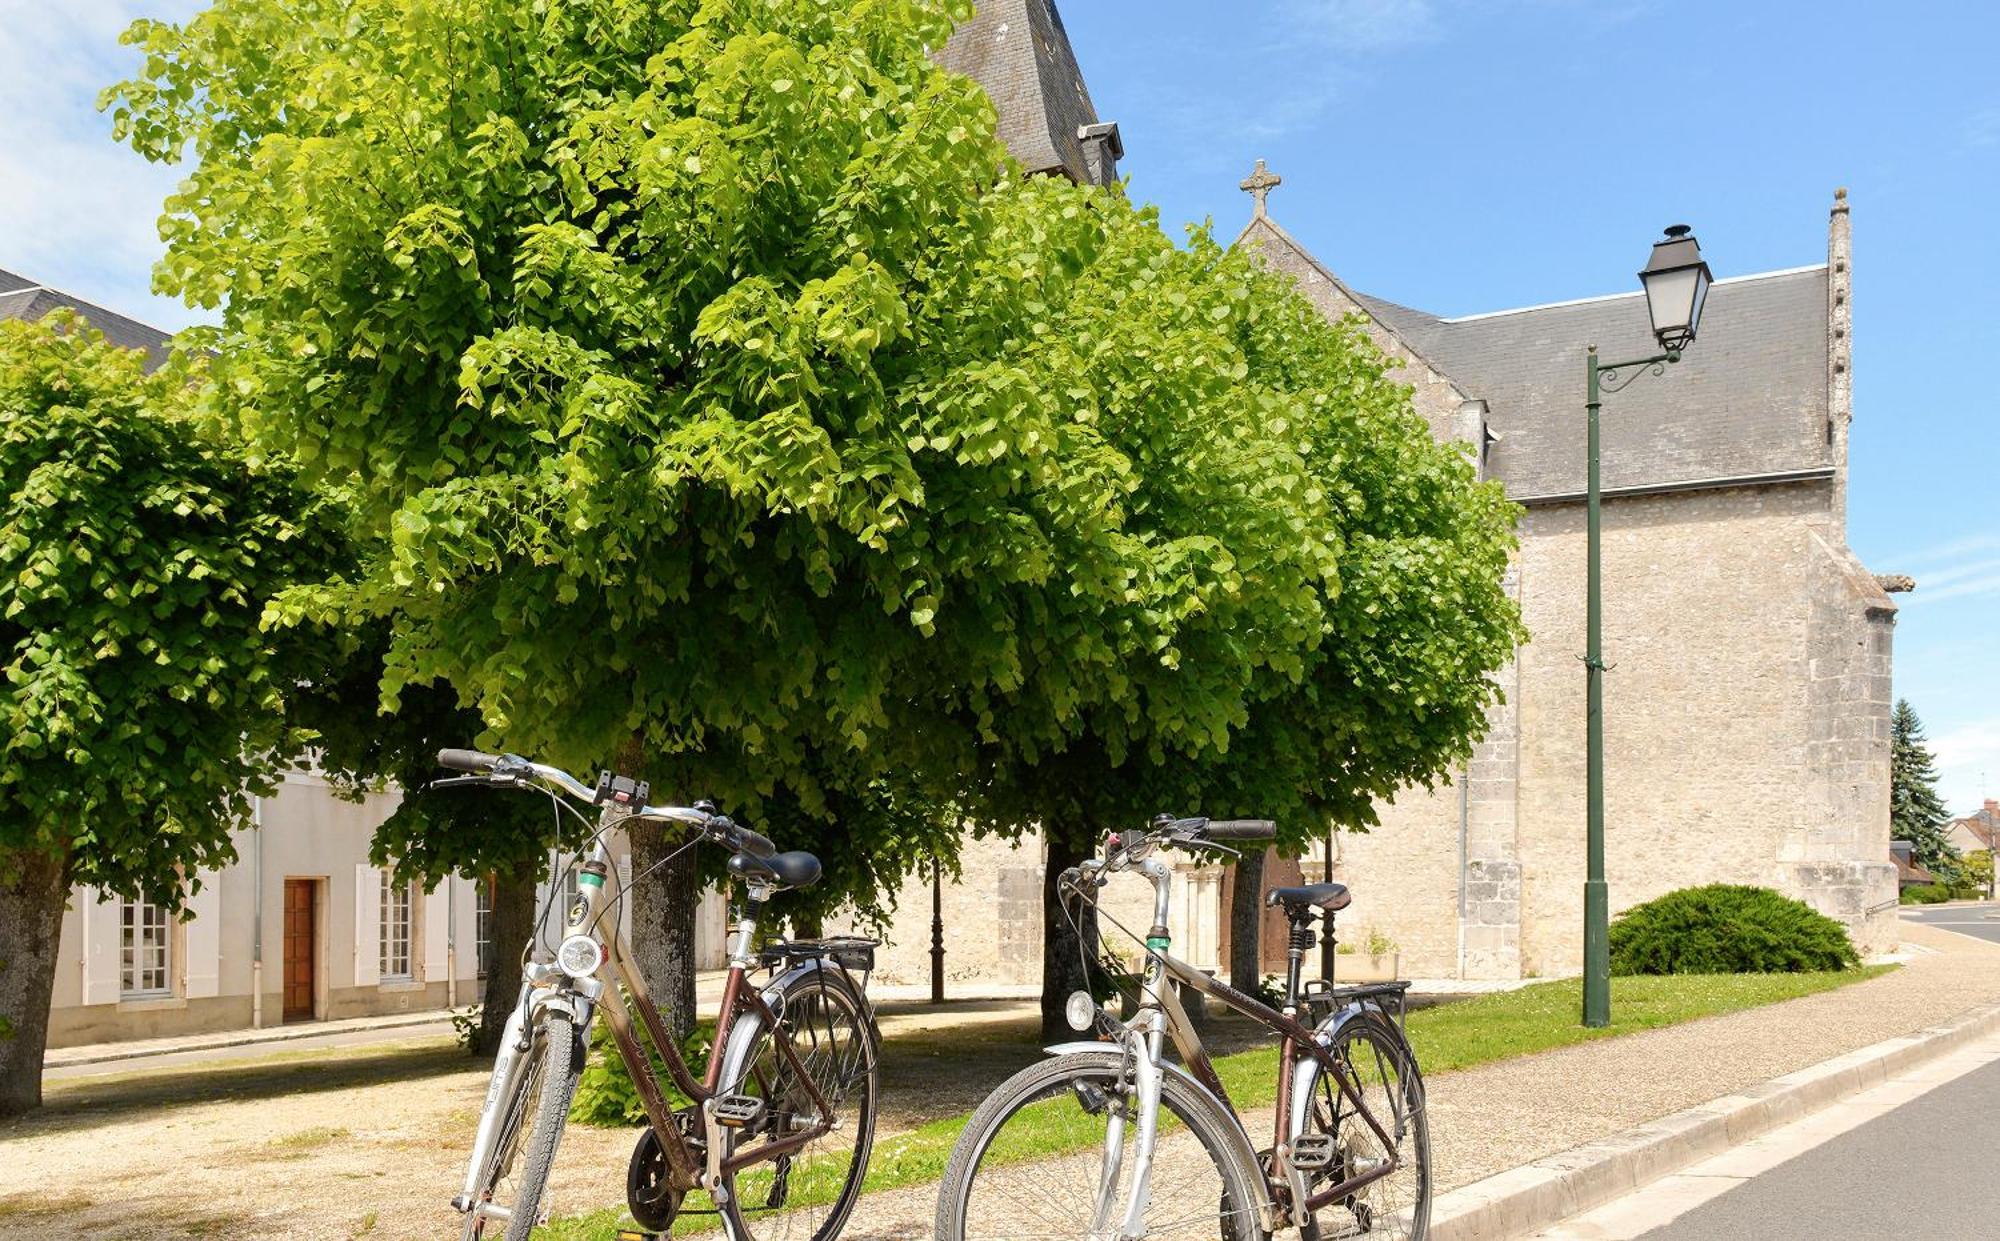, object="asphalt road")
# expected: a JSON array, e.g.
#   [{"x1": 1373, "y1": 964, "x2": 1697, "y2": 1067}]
[
  {"x1": 1900, "y1": 899, "x2": 2000, "y2": 945},
  {"x1": 1639, "y1": 1046, "x2": 2000, "y2": 1239}
]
